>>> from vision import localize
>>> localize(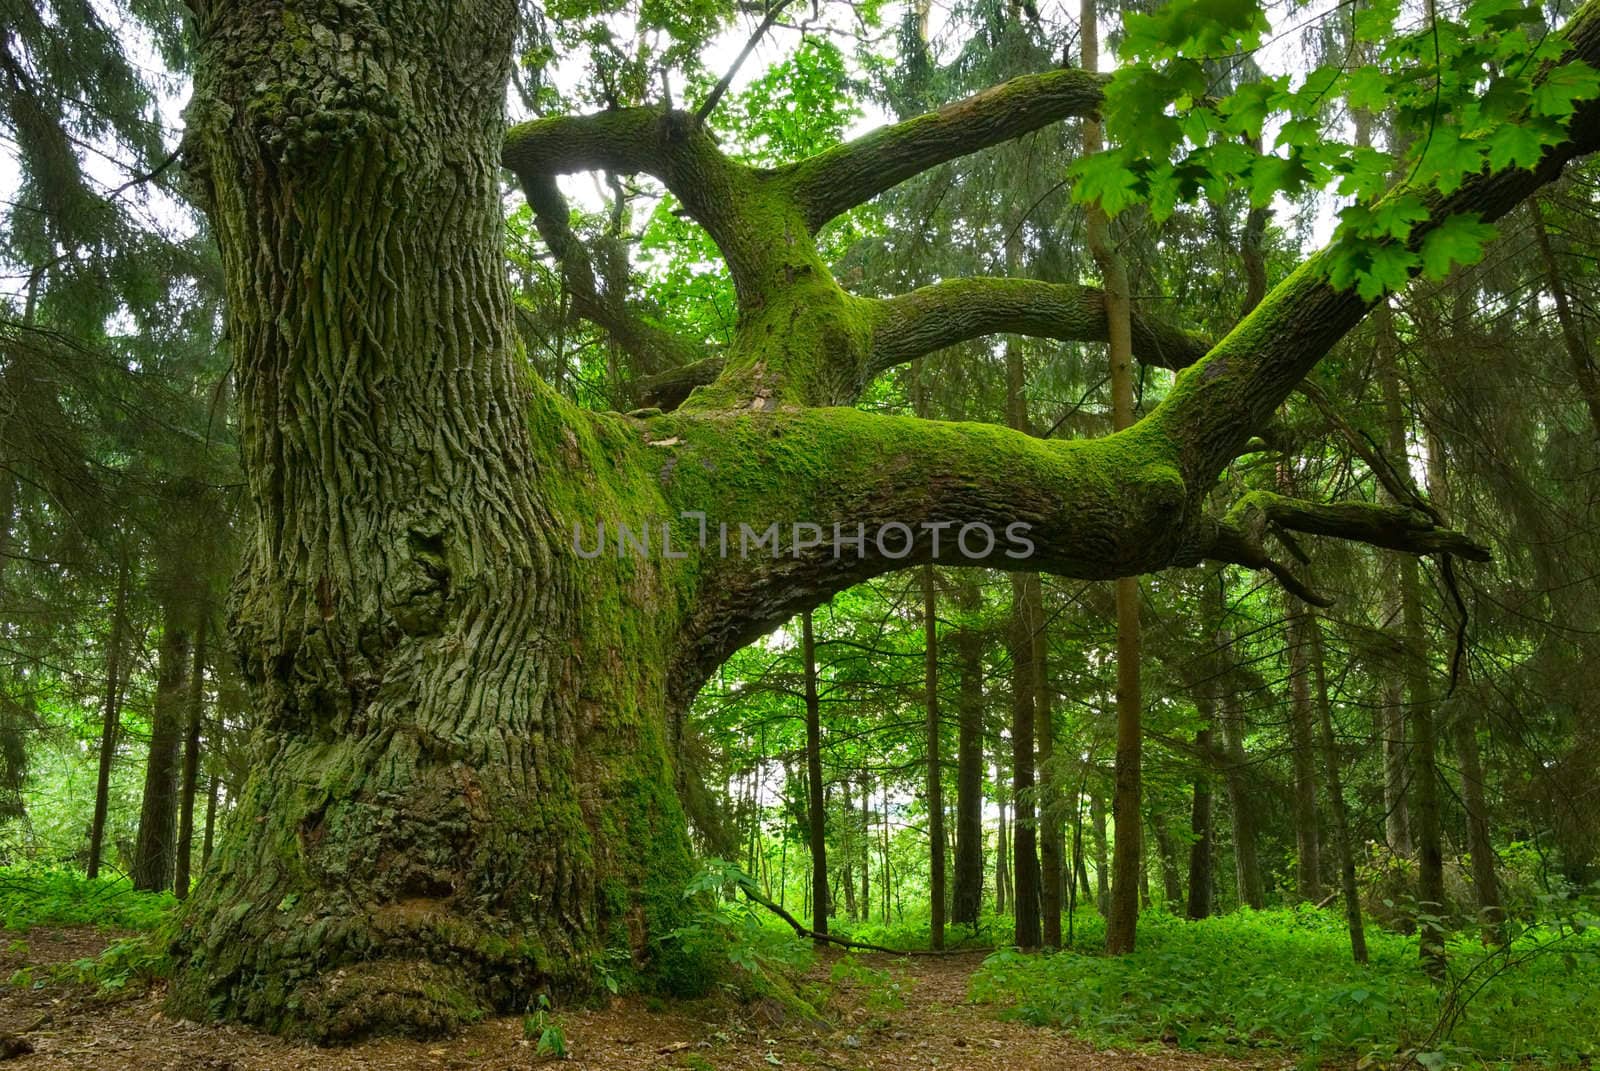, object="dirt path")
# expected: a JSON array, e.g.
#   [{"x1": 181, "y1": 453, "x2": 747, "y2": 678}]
[{"x1": 0, "y1": 930, "x2": 1270, "y2": 1070}]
